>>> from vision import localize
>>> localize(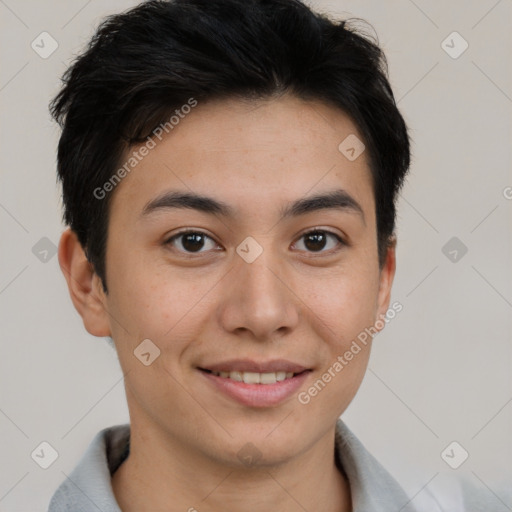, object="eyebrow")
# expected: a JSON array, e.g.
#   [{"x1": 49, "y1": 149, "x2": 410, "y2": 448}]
[{"x1": 141, "y1": 189, "x2": 365, "y2": 224}]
